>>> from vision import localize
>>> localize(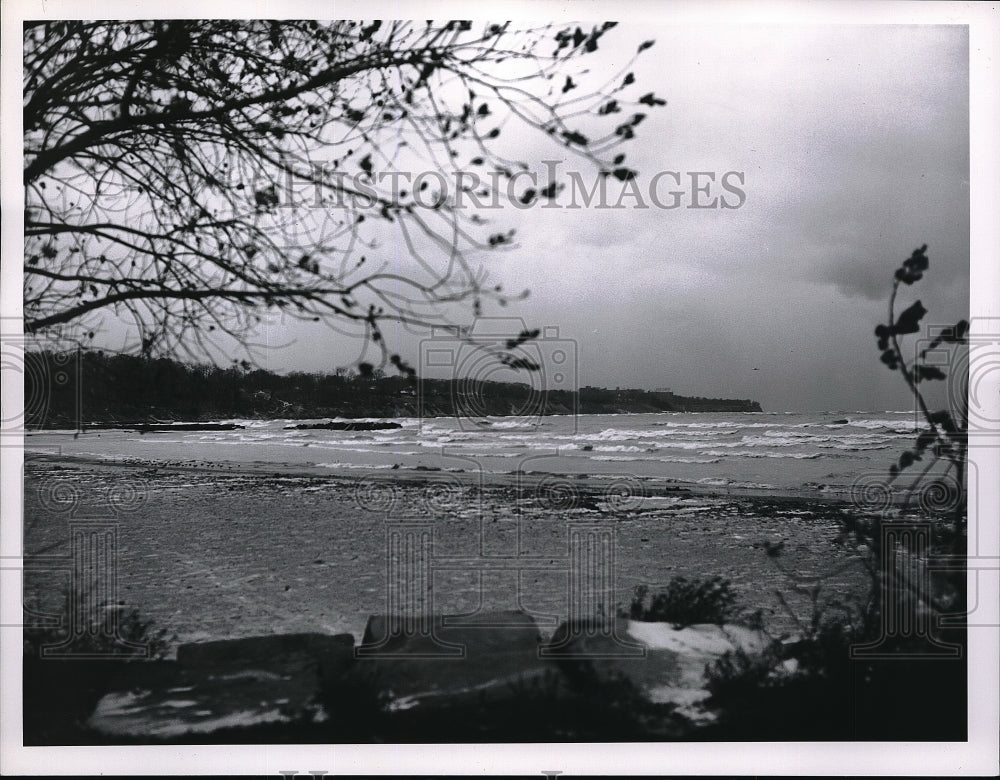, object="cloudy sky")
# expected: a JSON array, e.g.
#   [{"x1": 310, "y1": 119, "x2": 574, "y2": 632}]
[
  {"x1": 255, "y1": 19, "x2": 969, "y2": 413},
  {"x1": 16, "y1": 11, "x2": 970, "y2": 413}
]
